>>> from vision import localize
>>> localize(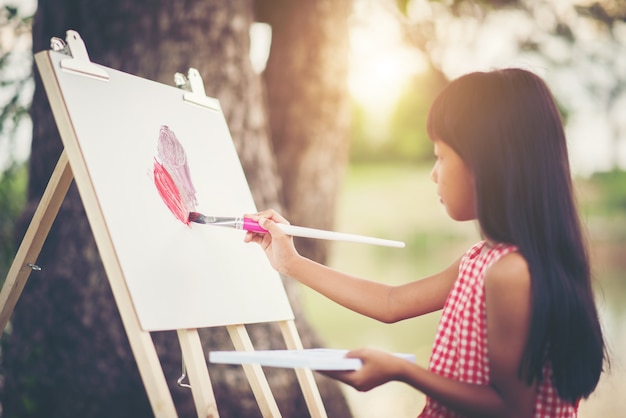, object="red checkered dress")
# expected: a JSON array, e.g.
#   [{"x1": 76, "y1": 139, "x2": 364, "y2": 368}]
[{"x1": 419, "y1": 241, "x2": 577, "y2": 418}]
